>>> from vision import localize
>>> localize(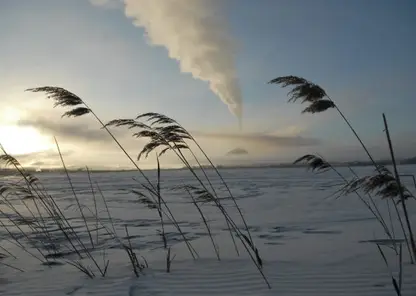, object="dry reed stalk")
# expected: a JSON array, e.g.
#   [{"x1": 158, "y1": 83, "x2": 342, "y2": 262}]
[
  {"x1": 54, "y1": 138, "x2": 107, "y2": 276},
  {"x1": 26, "y1": 87, "x2": 271, "y2": 287},
  {"x1": 182, "y1": 185, "x2": 220, "y2": 261},
  {"x1": 27, "y1": 87, "x2": 197, "y2": 259},
  {"x1": 86, "y1": 167, "x2": 99, "y2": 246},
  {"x1": 295, "y1": 154, "x2": 396, "y2": 245},
  {"x1": 270, "y1": 75, "x2": 415, "y2": 262},
  {"x1": 137, "y1": 112, "x2": 254, "y2": 247},
  {"x1": 108, "y1": 116, "x2": 254, "y2": 257},
  {"x1": 111, "y1": 116, "x2": 269, "y2": 285},
  {"x1": 0, "y1": 149, "x2": 86, "y2": 259},
  {"x1": 382, "y1": 114, "x2": 416, "y2": 259}
]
